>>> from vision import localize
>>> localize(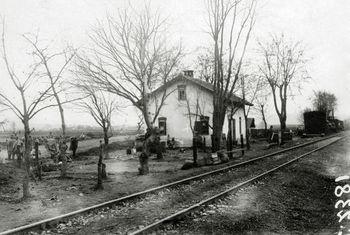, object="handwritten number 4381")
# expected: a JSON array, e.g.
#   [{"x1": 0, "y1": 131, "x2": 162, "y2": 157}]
[{"x1": 335, "y1": 176, "x2": 350, "y2": 223}]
